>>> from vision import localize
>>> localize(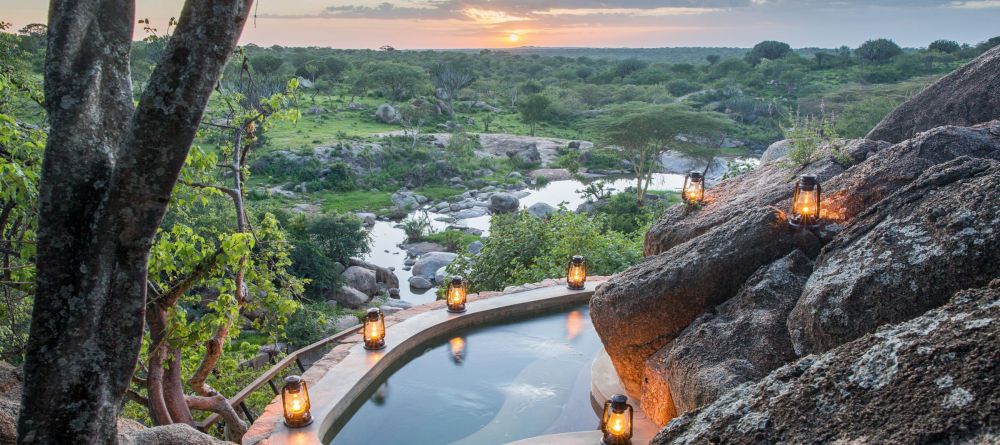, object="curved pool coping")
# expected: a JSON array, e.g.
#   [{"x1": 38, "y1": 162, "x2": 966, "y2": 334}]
[{"x1": 244, "y1": 278, "x2": 609, "y2": 445}]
